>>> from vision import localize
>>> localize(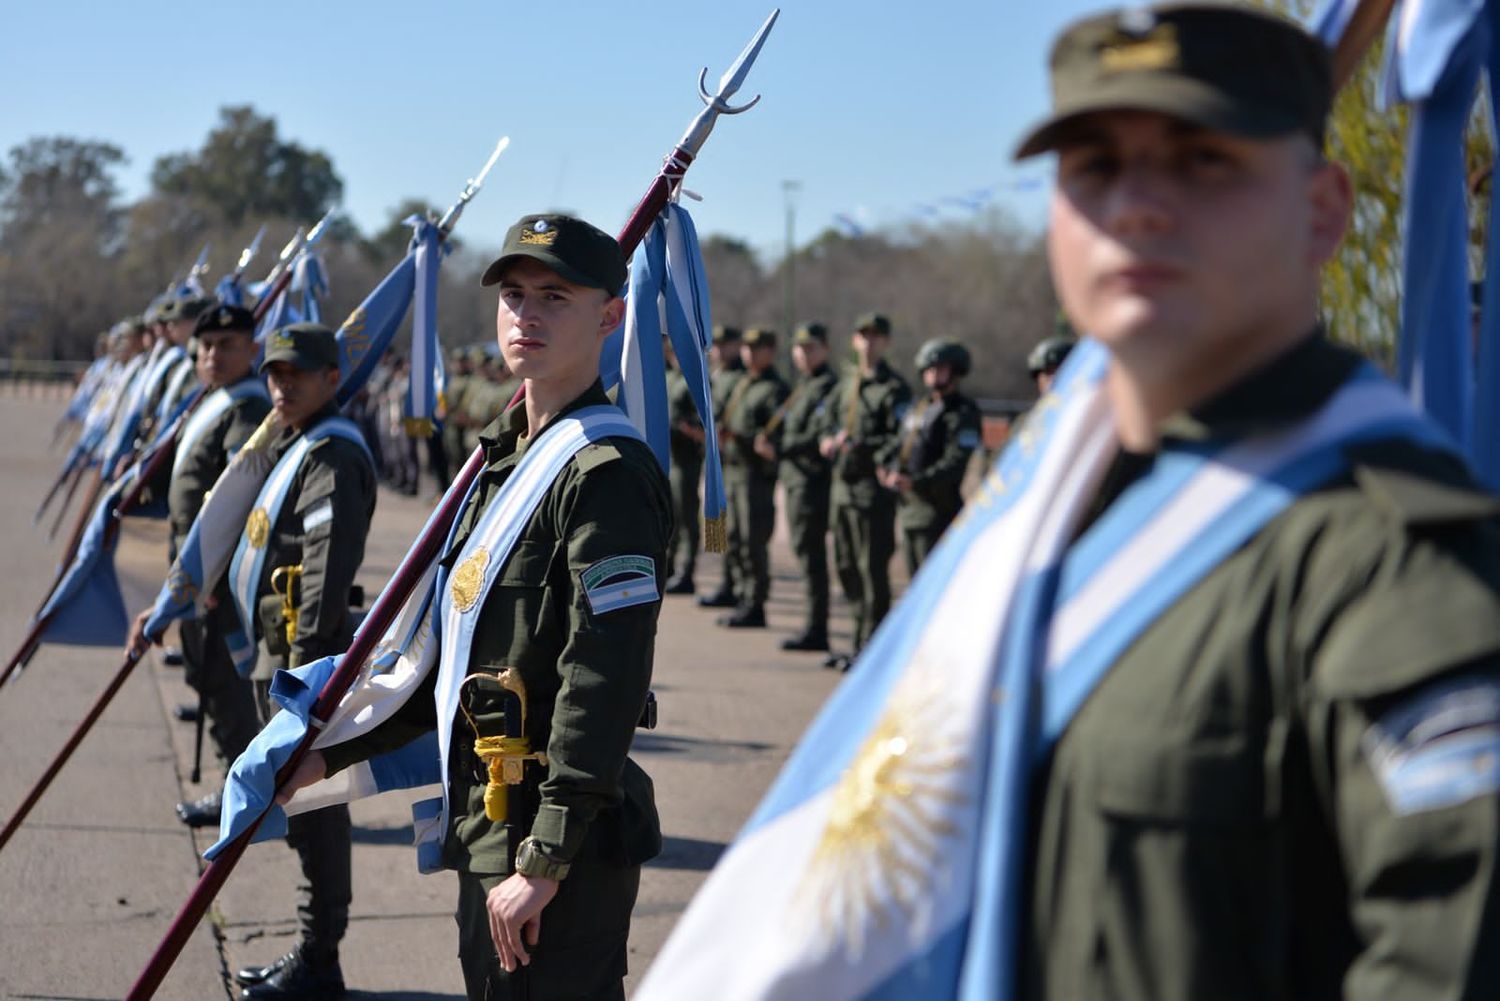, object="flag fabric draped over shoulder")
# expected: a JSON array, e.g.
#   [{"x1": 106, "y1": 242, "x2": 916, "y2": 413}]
[{"x1": 634, "y1": 341, "x2": 1452, "y2": 1001}]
